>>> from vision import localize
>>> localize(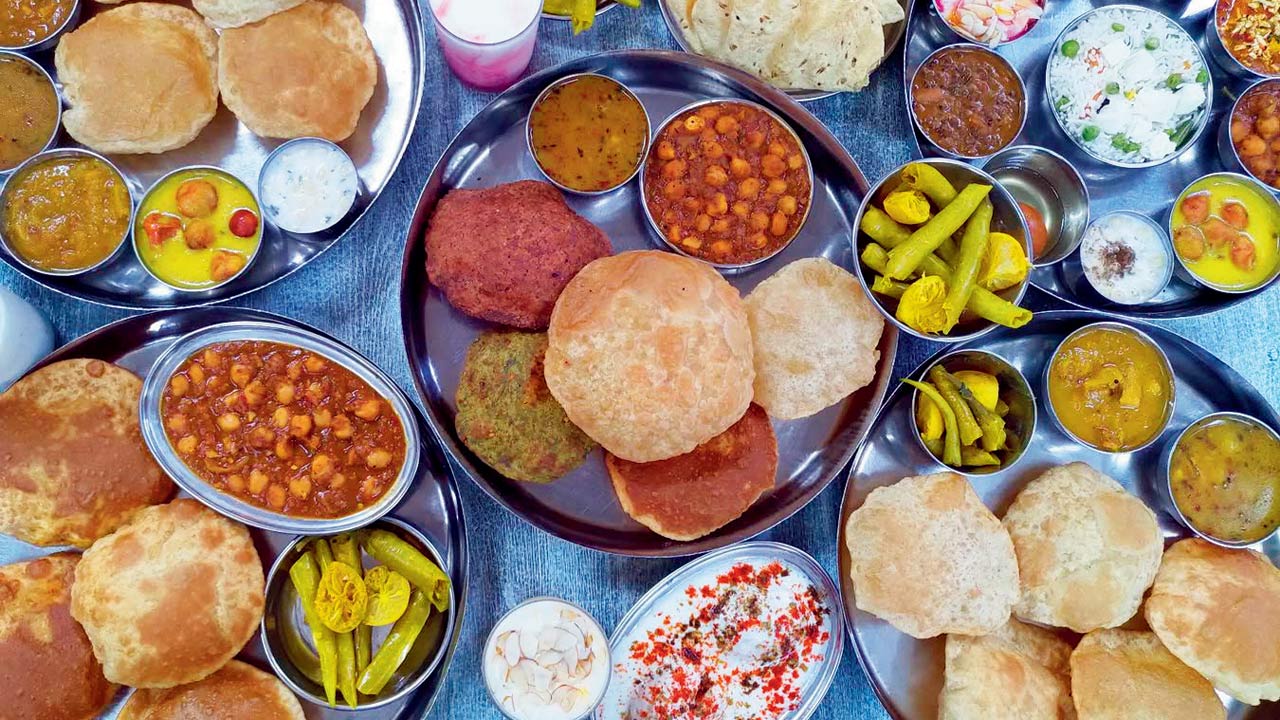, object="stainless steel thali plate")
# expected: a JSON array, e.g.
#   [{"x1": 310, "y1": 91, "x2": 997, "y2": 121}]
[
  {"x1": 903, "y1": 0, "x2": 1271, "y2": 318},
  {"x1": 0, "y1": 307, "x2": 468, "y2": 720},
  {"x1": 837, "y1": 309, "x2": 1279, "y2": 720},
  {"x1": 659, "y1": 0, "x2": 911, "y2": 103},
  {"x1": 0, "y1": 1, "x2": 424, "y2": 309},
  {"x1": 400, "y1": 49, "x2": 898, "y2": 557}
]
